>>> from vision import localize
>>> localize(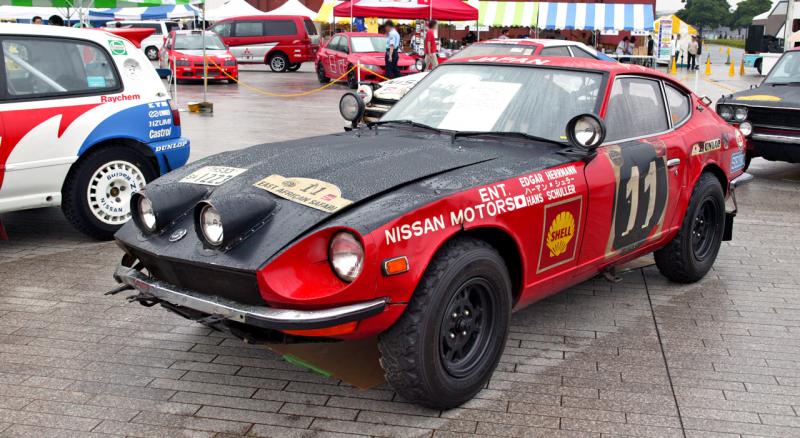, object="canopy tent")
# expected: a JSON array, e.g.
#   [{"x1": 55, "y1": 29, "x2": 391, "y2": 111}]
[
  {"x1": 205, "y1": 0, "x2": 265, "y2": 21},
  {"x1": 0, "y1": 0, "x2": 199, "y2": 5},
  {"x1": 333, "y1": 0, "x2": 478, "y2": 21},
  {"x1": 87, "y1": 4, "x2": 200, "y2": 19},
  {"x1": 266, "y1": 0, "x2": 316, "y2": 18},
  {"x1": 537, "y1": 2, "x2": 654, "y2": 31},
  {"x1": 314, "y1": 0, "x2": 348, "y2": 24},
  {"x1": 478, "y1": 1, "x2": 538, "y2": 27},
  {"x1": 0, "y1": 5, "x2": 83, "y2": 20},
  {"x1": 653, "y1": 14, "x2": 696, "y2": 36}
]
